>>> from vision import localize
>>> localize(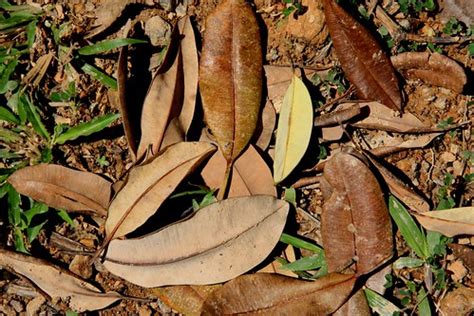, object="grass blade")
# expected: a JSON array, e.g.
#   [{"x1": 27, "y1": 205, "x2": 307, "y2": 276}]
[
  {"x1": 78, "y1": 38, "x2": 147, "y2": 56},
  {"x1": 54, "y1": 113, "x2": 120, "y2": 144},
  {"x1": 280, "y1": 254, "x2": 326, "y2": 271},
  {"x1": 389, "y1": 196, "x2": 429, "y2": 259},
  {"x1": 0, "y1": 106, "x2": 20, "y2": 124},
  {"x1": 81, "y1": 63, "x2": 117, "y2": 89},
  {"x1": 417, "y1": 287, "x2": 432, "y2": 316},
  {"x1": 364, "y1": 288, "x2": 402, "y2": 316},
  {"x1": 280, "y1": 233, "x2": 323, "y2": 253},
  {"x1": 21, "y1": 94, "x2": 50, "y2": 141}
]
